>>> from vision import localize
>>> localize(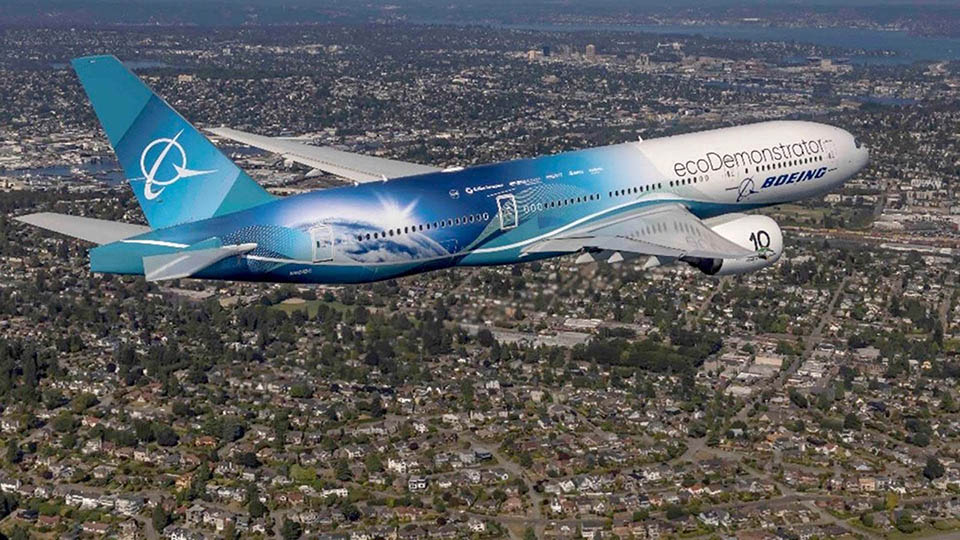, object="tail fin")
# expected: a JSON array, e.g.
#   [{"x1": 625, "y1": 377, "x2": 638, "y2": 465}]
[{"x1": 71, "y1": 55, "x2": 276, "y2": 229}]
